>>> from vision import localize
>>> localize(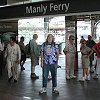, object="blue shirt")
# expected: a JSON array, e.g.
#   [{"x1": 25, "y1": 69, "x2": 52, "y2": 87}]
[{"x1": 41, "y1": 42, "x2": 59, "y2": 65}]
